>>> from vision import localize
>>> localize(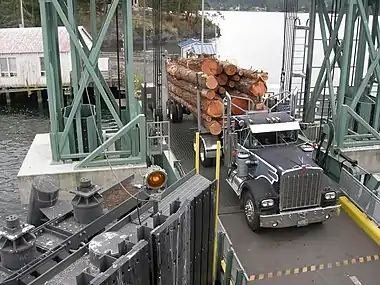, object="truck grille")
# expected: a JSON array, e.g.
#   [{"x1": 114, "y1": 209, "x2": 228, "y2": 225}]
[{"x1": 279, "y1": 167, "x2": 322, "y2": 211}]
